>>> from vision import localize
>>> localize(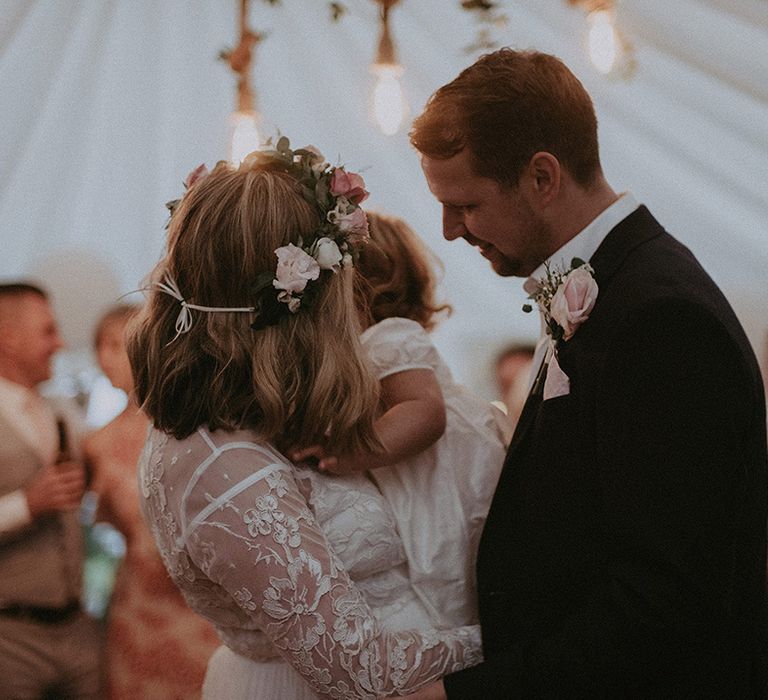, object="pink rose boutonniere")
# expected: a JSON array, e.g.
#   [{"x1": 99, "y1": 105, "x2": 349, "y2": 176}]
[
  {"x1": 523, "y1": 258, "x2": 598, "y2": 399},
  {"x1": 549, "y1": 264, "x2": 599, "y2": 340}
]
